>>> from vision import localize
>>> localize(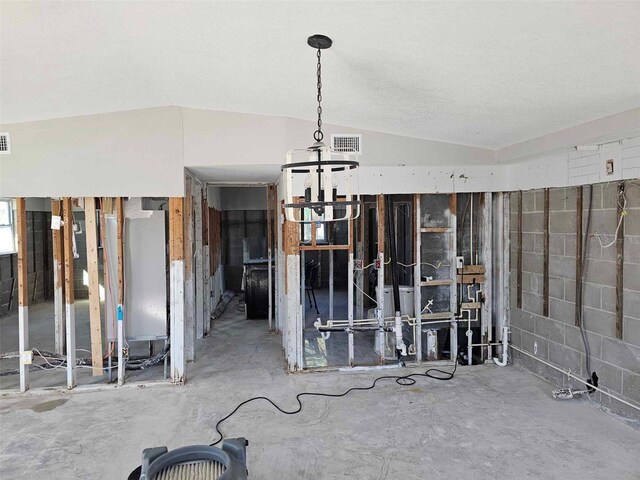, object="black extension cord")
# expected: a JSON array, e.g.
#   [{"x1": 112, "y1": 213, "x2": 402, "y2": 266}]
[{"x1": 210, "y1": 361, "x2": 458, "y2": 446}]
